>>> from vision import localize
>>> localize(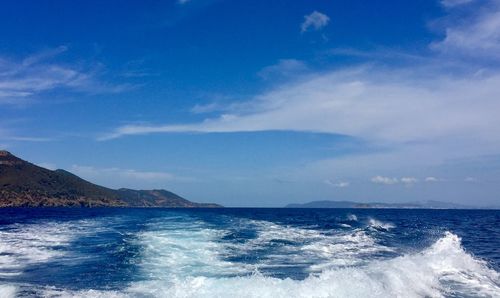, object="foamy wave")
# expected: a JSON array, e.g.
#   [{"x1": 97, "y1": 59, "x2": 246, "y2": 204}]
[
  {"x1": 33, "y1": 232, "x2": 500, "y2": 298},
  {"x1": 367, "y1": 218, "x2": 395, "y2": 230}
]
